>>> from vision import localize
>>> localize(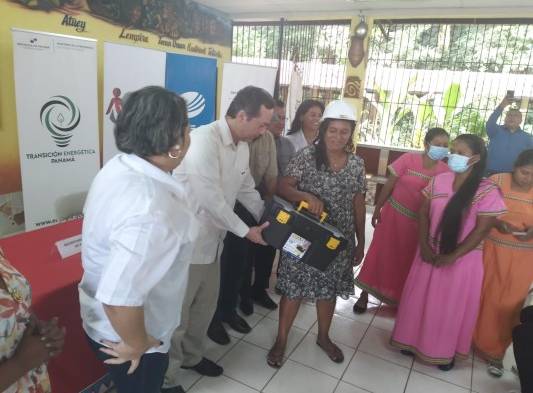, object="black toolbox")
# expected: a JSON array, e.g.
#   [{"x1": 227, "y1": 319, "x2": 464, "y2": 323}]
[{"x1": 260, "y1": 196, "x2": 347, "y2": 271}]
